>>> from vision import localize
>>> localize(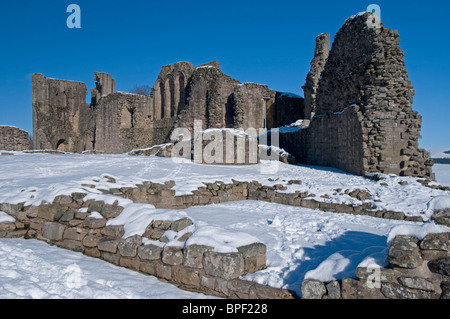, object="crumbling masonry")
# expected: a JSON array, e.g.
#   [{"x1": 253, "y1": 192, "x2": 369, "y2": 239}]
[{"x1": 30, "y1": 12, "x2": 433, "y2": 179}]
